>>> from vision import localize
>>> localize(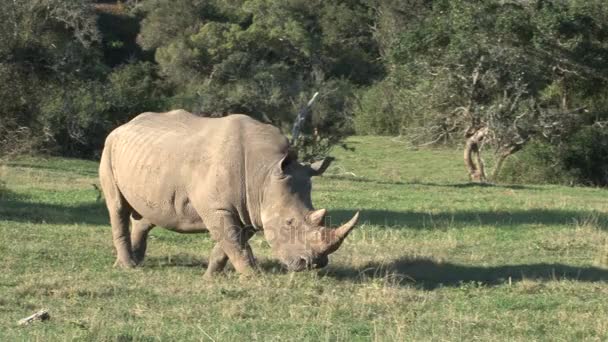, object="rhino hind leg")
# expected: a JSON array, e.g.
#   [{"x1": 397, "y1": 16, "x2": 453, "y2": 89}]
[
  {"x1": 106, "y1": 192, "x2": 136, "y2": 268},
  {"x1": 99, "y1": 149, "x2": 136, "y2": 268},
  {"x1": 131, "y1": 215, "x2": 154, "y2": 265}
]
